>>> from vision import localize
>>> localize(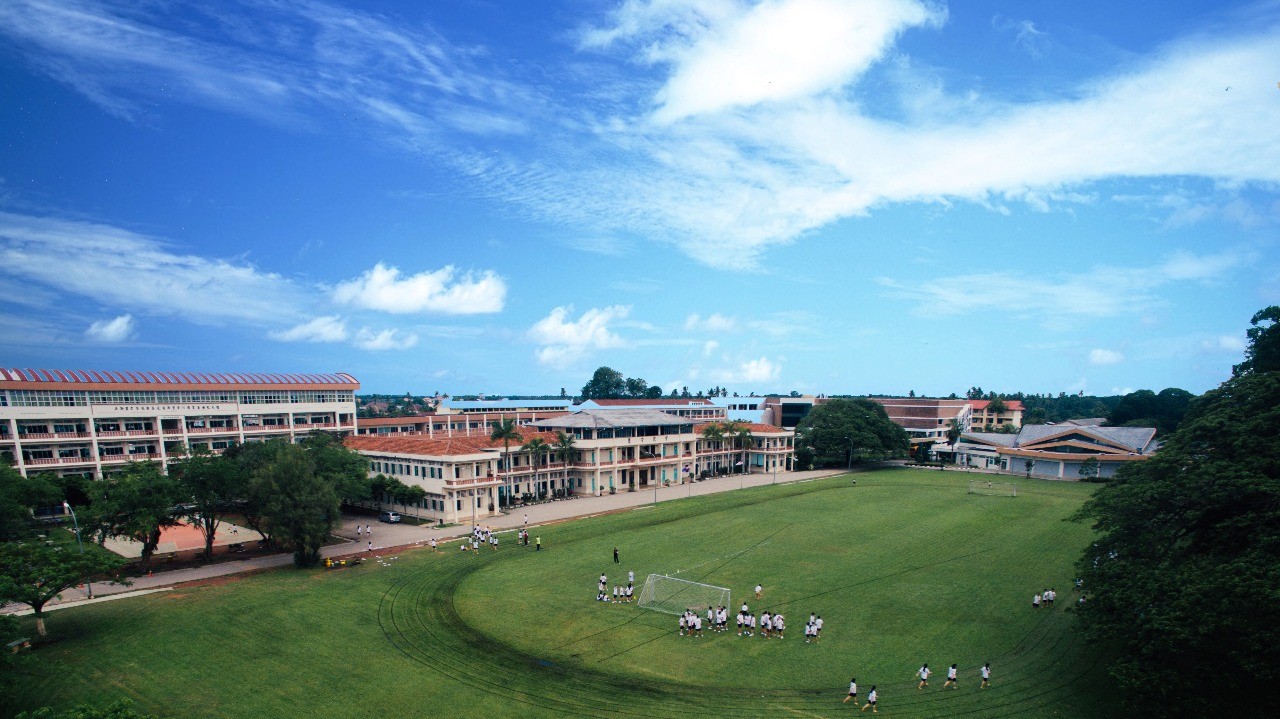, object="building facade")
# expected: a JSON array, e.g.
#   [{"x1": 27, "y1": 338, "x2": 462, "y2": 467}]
[
  {"x1": 1, "y1": 368, "x2": 358, "y2": 479},
  {"x1": 955, "y1": 423, "x2": 1158, "y2": 480},
  {"x1": 967, "y1": 400, "x2": 1025, "y2": 431},
  {"x1": 343, "y1": 408, "x2": 795, "y2": 523}
]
